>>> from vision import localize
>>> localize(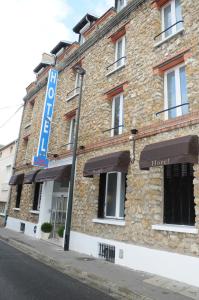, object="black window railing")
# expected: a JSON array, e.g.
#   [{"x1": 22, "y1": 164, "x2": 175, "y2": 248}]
[
  {"x1": 154, "y1": 20, "x2": 184, "y2": 41},
  {"x1": 106, "y1": 56, "x2": 126, "y2": 71},
  {"x1": 156, "y1": 102, "x2": 189, "y2": 117},
  {"x1": 102, "y1": 124, "x2": 124, "y2": 133},
  {"x1": 66, "y1": 87, "x2": 80, "y2": 100}
]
